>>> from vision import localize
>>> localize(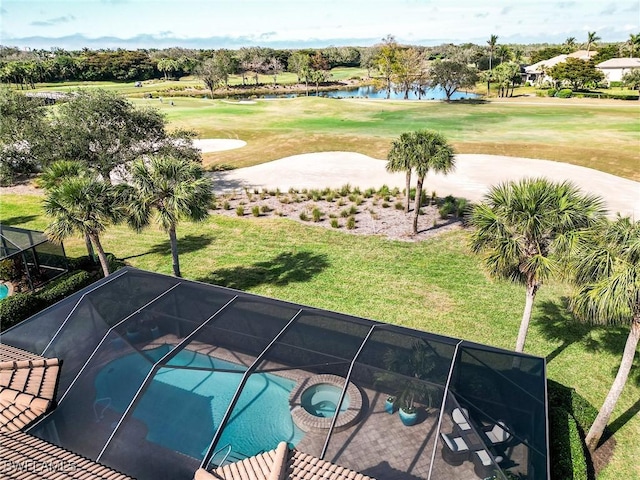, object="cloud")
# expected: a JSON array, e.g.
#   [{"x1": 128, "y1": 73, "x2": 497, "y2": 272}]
[
  {"x1": 556, "y1": 1, "x2": 576, "y2": 8},
  {"x1": 30, "y1": 15, "x2": 76, "y2": 27},
  {"x1": 474, "y1": 12, "x2": 489, "y2": 18},
  {"x1": 500, "y1": 6, "x2": 512, "y2": 15},
  {"x1": 259, "y1": 32, "x2": 277, "y2": 39},
  {"x1": 0, "y1": 7, "x2": 7, "y2": 14},
  {"x1": 599, "y1": 3, "x2": 617, "y2": 15}
]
